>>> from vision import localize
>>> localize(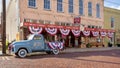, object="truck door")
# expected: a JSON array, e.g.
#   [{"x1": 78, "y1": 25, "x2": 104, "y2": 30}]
[{"x1": 32, "y1": 35, "x2": 45, "y2": 51}]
